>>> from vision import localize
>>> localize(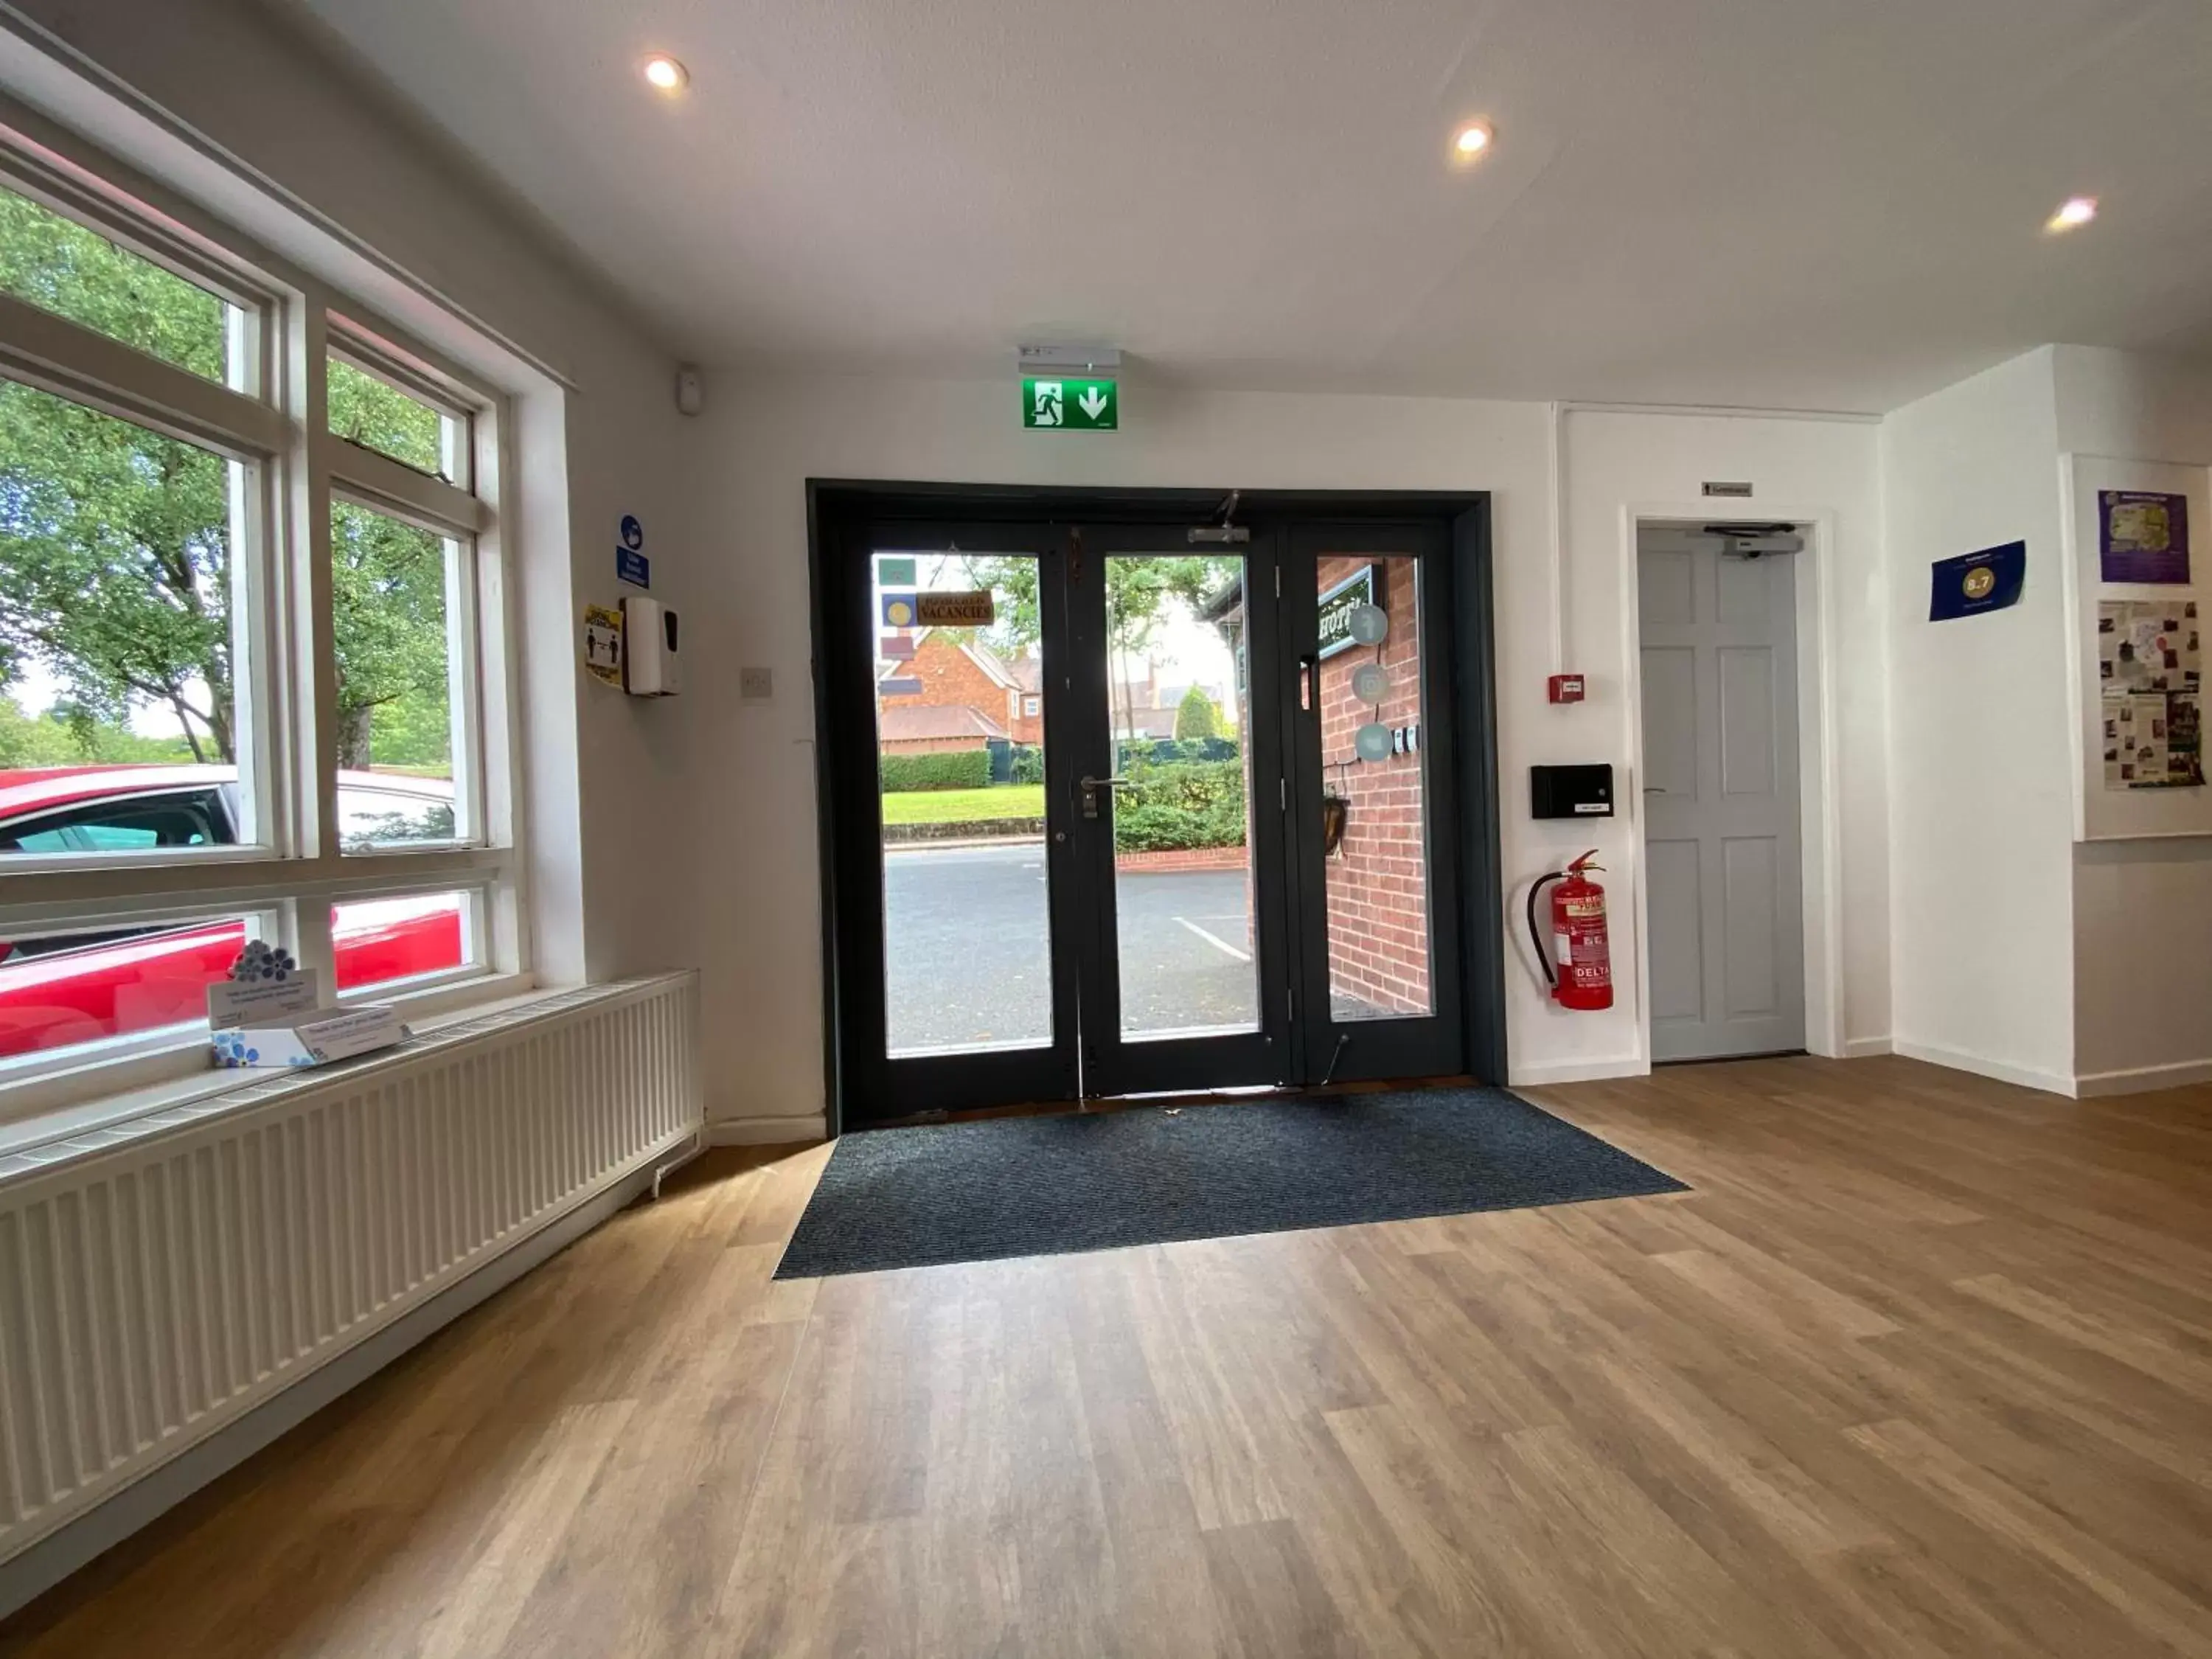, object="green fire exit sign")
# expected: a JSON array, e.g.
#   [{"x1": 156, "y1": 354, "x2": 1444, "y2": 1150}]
[{"x1": 1023, "y1": 376, "x2": 1118, "y2": 431}]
